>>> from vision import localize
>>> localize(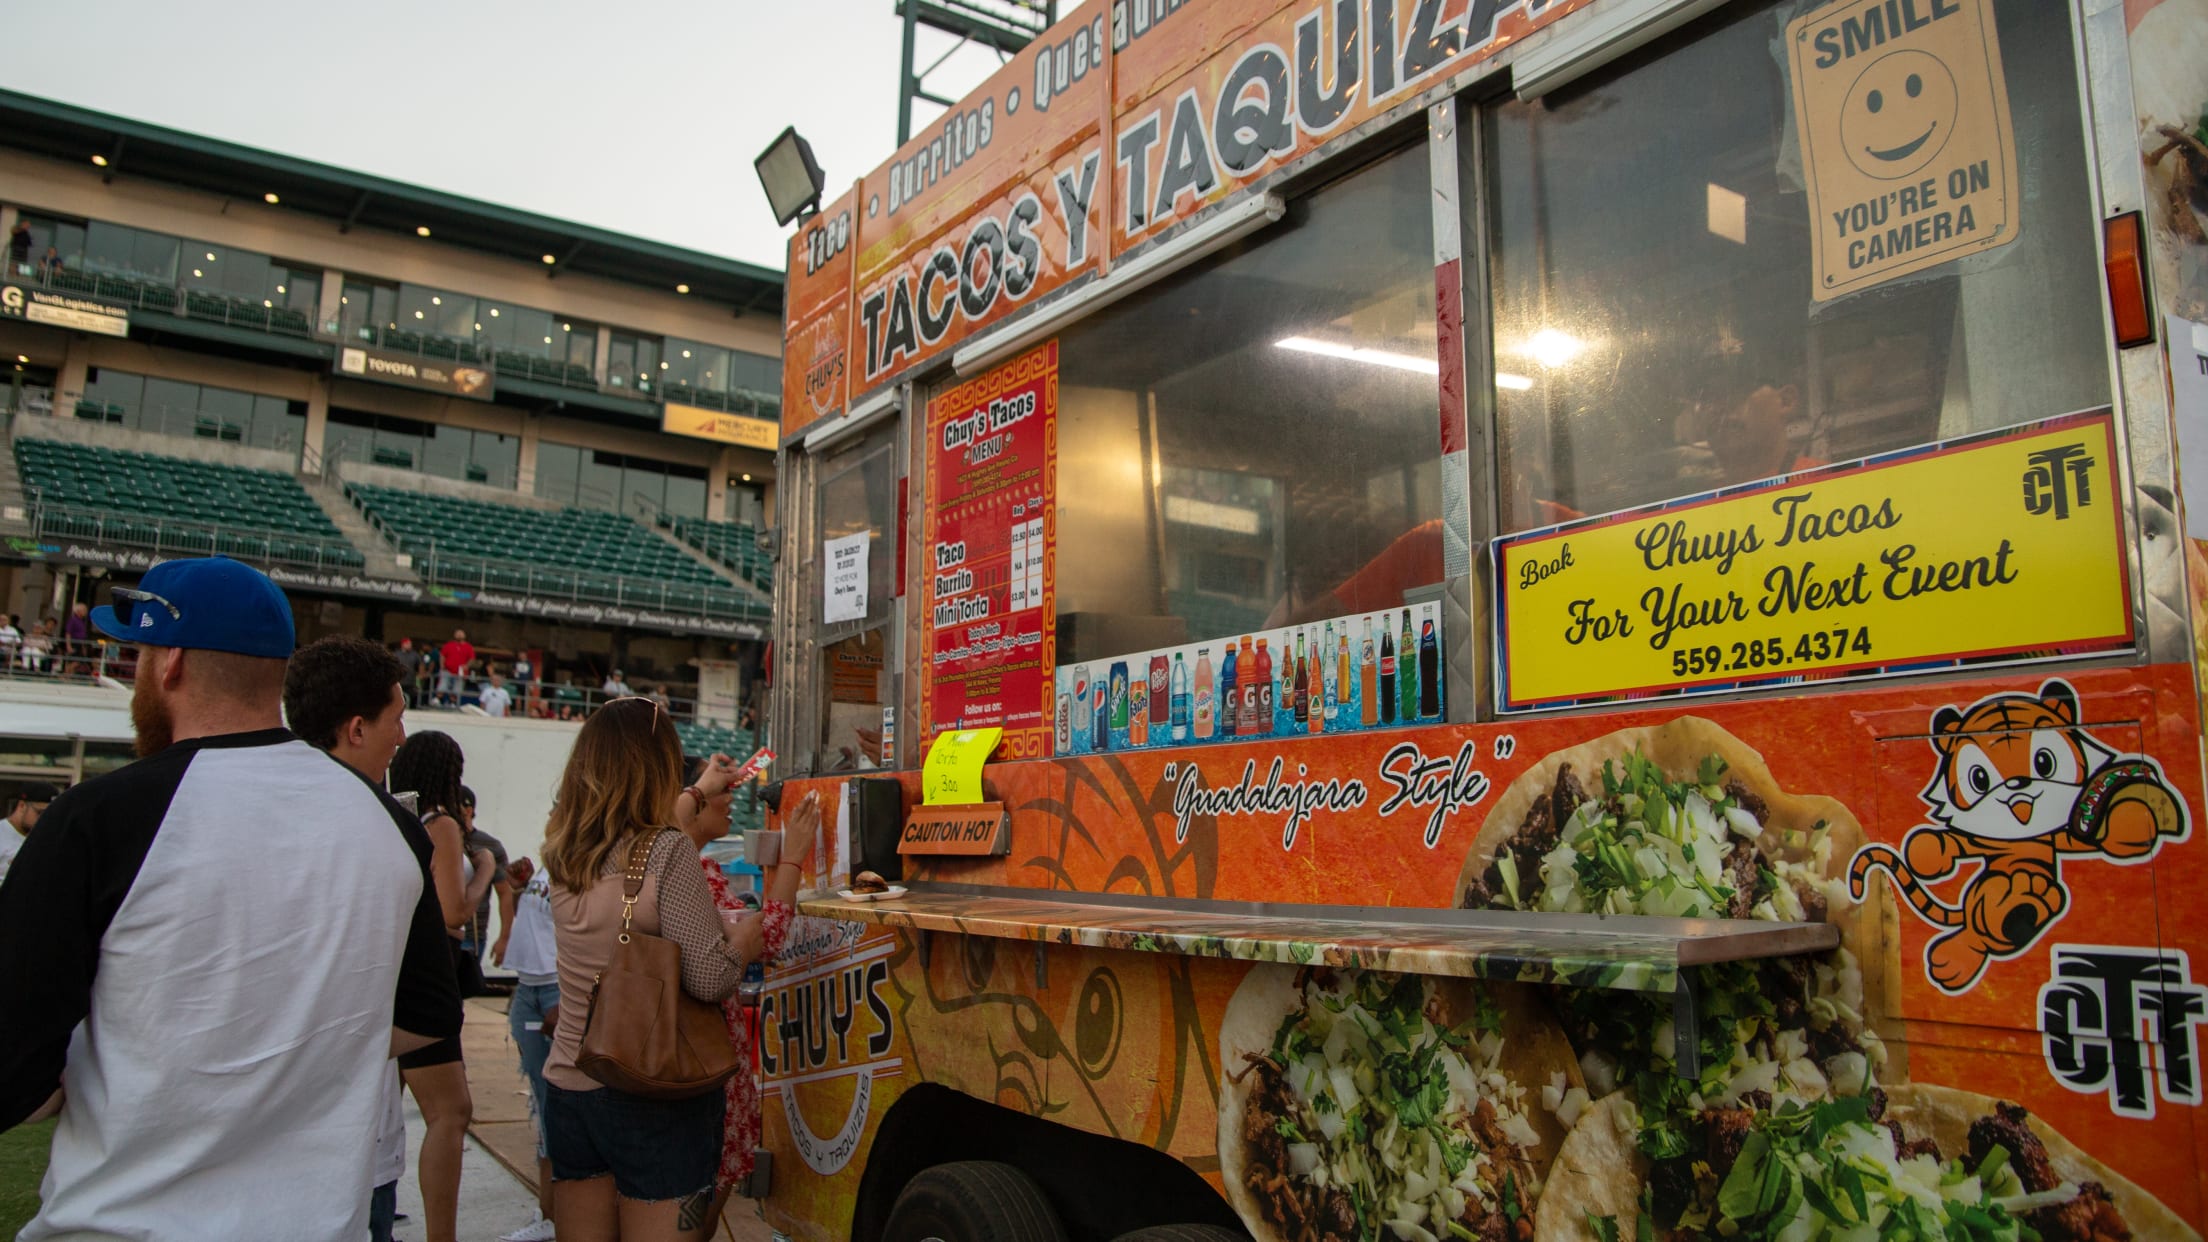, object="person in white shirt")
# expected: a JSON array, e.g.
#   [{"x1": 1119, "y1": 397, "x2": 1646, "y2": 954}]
[
  {"x1": 479, "y1": 672, "x2": 512, "y2": 719},
  {"x1": 496, "y1": 857, "x2": 558, "y2": 1242},
  {"x1": 602, "y1": 668, "x2": 632, "y2": 698},
  {"x1": 0, "y1": 615, "x2": 22, "y2": 662},
  {"x1": 0, "y1": 782, "x2": 58, "y2": 885}
]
